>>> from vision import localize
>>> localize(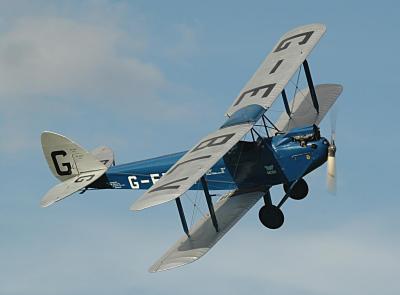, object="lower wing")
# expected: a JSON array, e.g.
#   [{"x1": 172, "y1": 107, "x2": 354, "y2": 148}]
[{"x1": 149, "y1": 190, "x2": 263, "y2": 272}]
